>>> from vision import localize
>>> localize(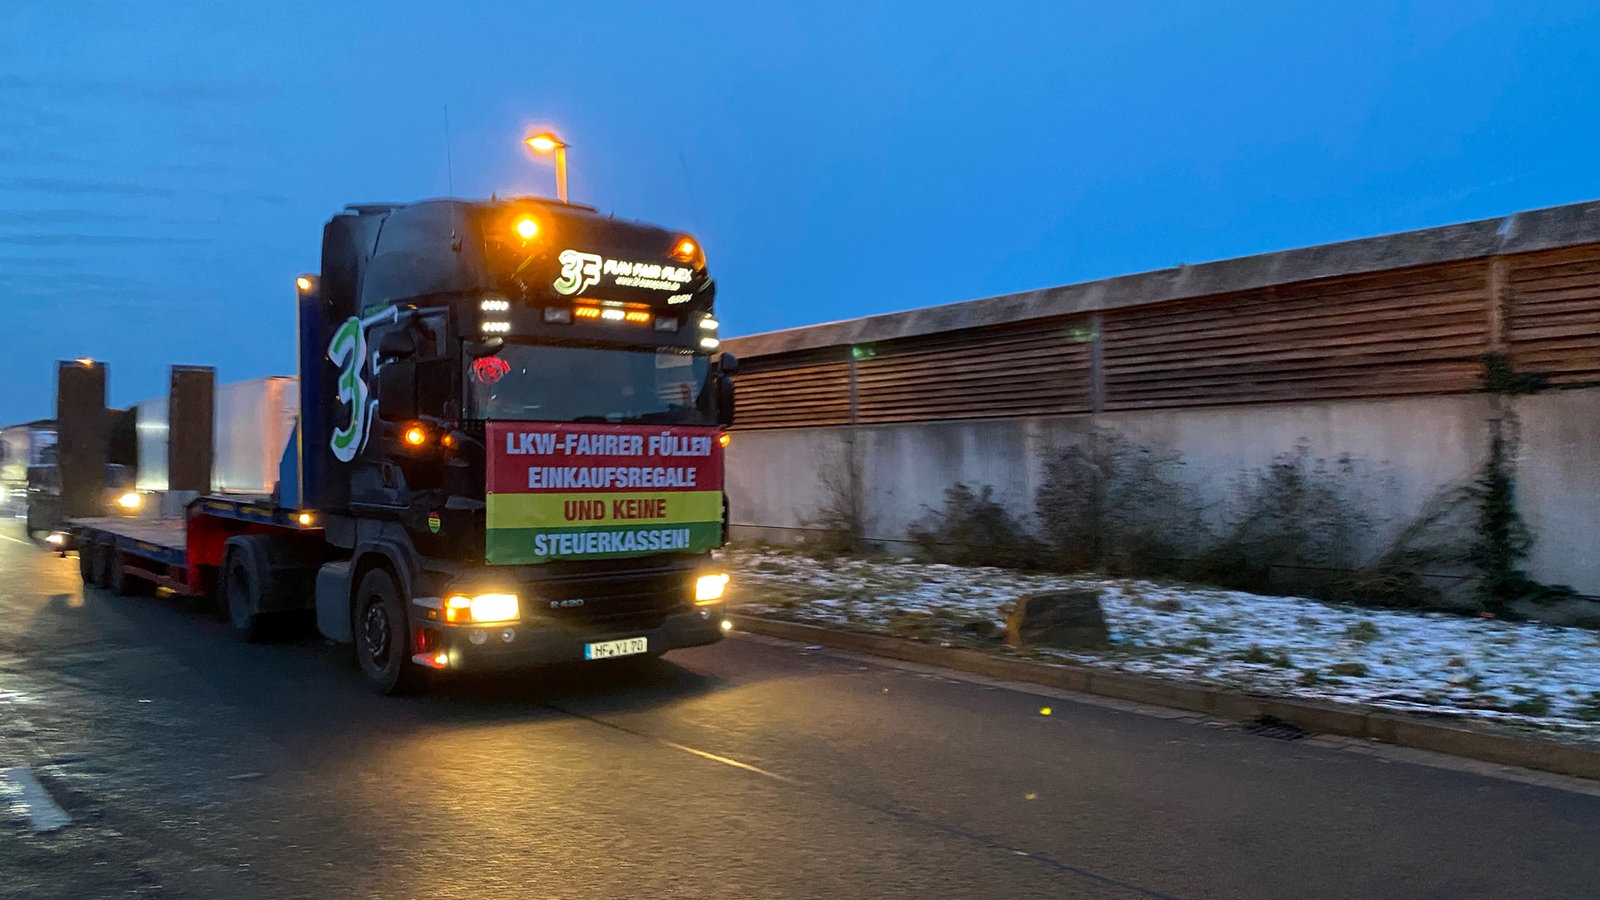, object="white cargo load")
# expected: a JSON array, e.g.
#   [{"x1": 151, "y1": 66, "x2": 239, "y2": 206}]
[{"x1": 134, "y1": 376, "x2": 298, "y2": 495}]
